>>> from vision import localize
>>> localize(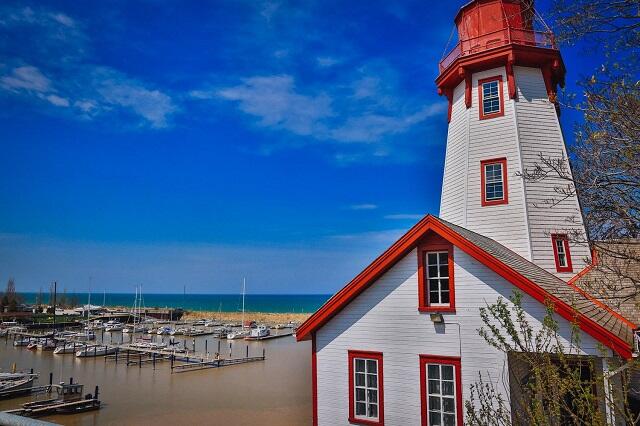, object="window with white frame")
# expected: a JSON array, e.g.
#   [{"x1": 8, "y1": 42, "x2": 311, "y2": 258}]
[
  {"x1": 427, "y1": 251, "x2": 450, "y2": 305},
  {"x1": 426, "y1": 363, "x2": 457, "y2": 426},
  {"x1": 555, "y1": 239, "x2": 568, "y2": 267},
  {"x1": 482, "y1": 80, "x2": 500, "y2": 115},
  {"x1": 353, "y1": 357, "x2": 379, "y2": 420},
  {"x1": 551, "y1": 234, "x2": 573, "y2": 272},
  {"x1": 484, "y1": 162, "x2": 504, "y2": 202}
]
